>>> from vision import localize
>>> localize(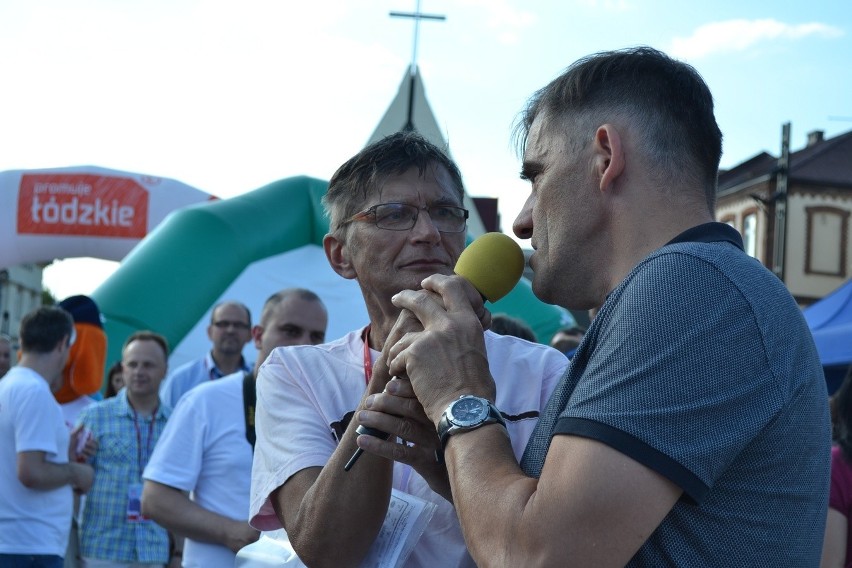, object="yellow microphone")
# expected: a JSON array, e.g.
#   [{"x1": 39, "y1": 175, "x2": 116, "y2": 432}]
[{"x1": 455, "y1": 232, "x2": 525, "y2": 302}]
